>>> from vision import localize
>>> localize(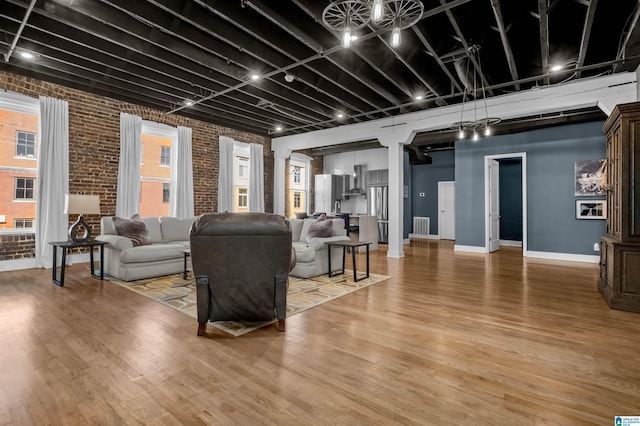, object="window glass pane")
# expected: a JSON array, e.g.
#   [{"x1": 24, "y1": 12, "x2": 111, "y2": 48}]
[
  {"x1": 160, "y1": 146, "x2": 171, "y2": 166},
  {"x1": 140, "y1": 133, "x2": 172, "y2": 216},
  {"x1": 15, "y1": 177, "x2": 35, "y2": 200},
  {"x1": 163, "y1": 183, "x2": 170, "y2": 203},
  {"x1": 1, "y1": 107, "x2": 38, "y2": 231},
  {"x1": 16, "y1": 131, "x2": 36, "y2": 157},
  {"x1": 288, "y1": 160, "x2": 308, "y2": 217}
]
